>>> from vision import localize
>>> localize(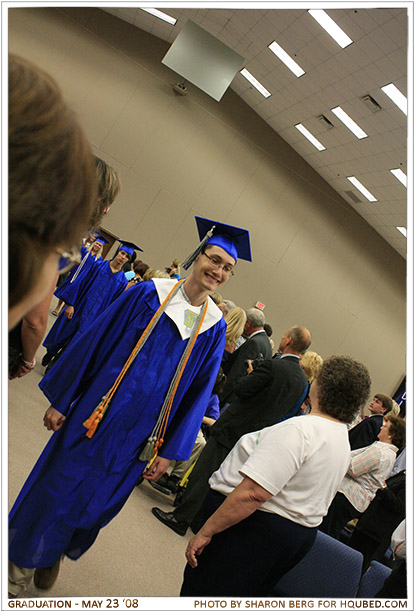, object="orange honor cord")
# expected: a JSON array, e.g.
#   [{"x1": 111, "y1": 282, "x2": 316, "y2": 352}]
[{"x1": 82, "y1": 280, "x2": 185, "y2": 438}]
